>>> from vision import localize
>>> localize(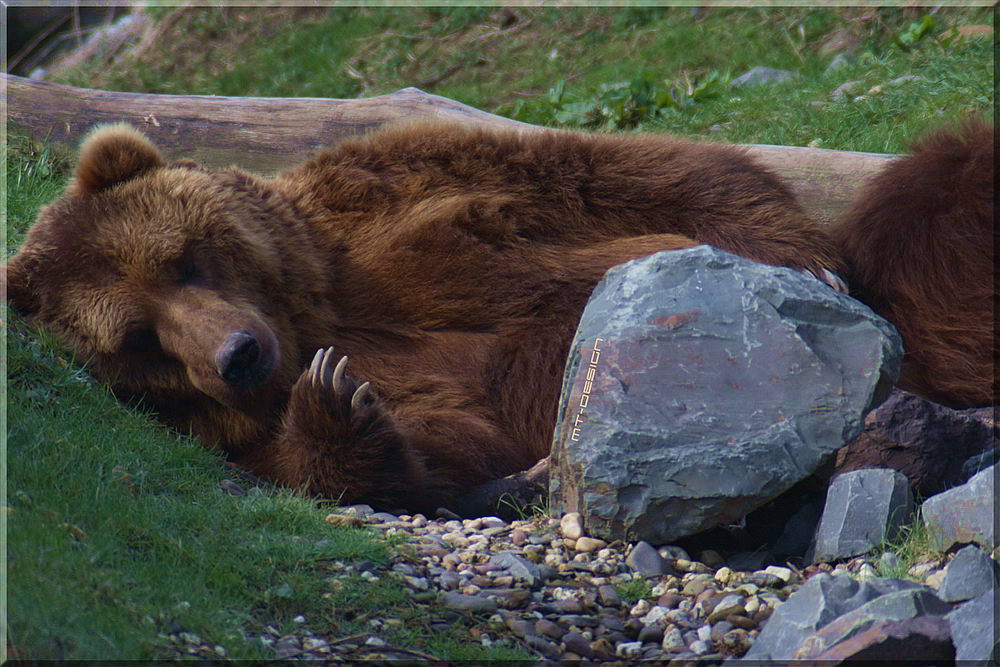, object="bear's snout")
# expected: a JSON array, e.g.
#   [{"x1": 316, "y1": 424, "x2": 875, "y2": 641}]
[{"x1": 215, "y1": 331, "x2": 270, "y2": 388}]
